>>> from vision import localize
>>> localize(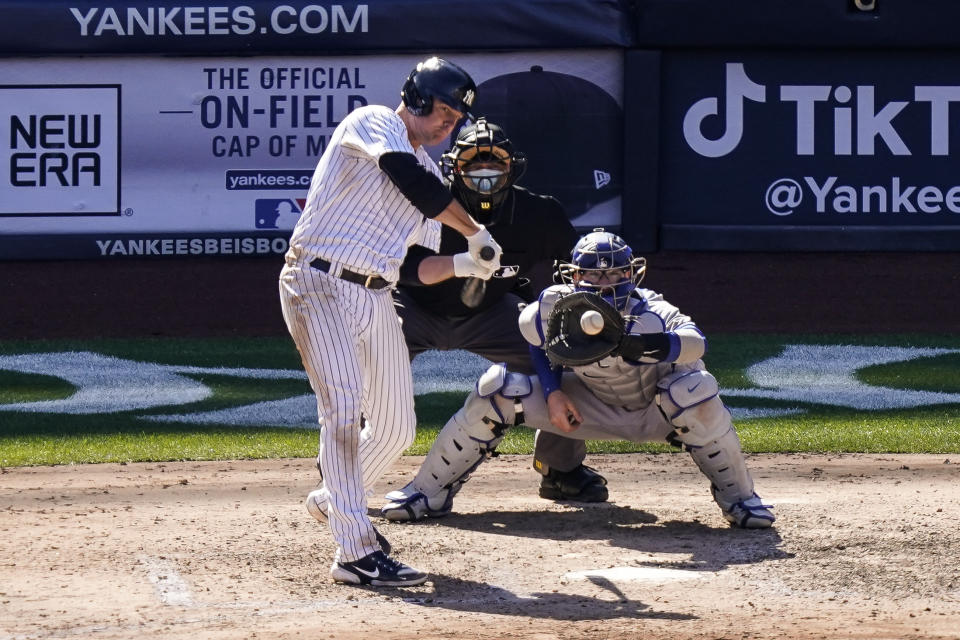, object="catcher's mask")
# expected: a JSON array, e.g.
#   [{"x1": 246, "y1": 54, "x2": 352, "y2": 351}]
[
  {"x1": 401, "y1": 57, "x2": 477, "y2": 120},
  {"x1": 441, "y1": 118, "x2": 527, "y2": 221},
  {"x1": 557, "y1": 228, "x2": 646, "y2": 310}
]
